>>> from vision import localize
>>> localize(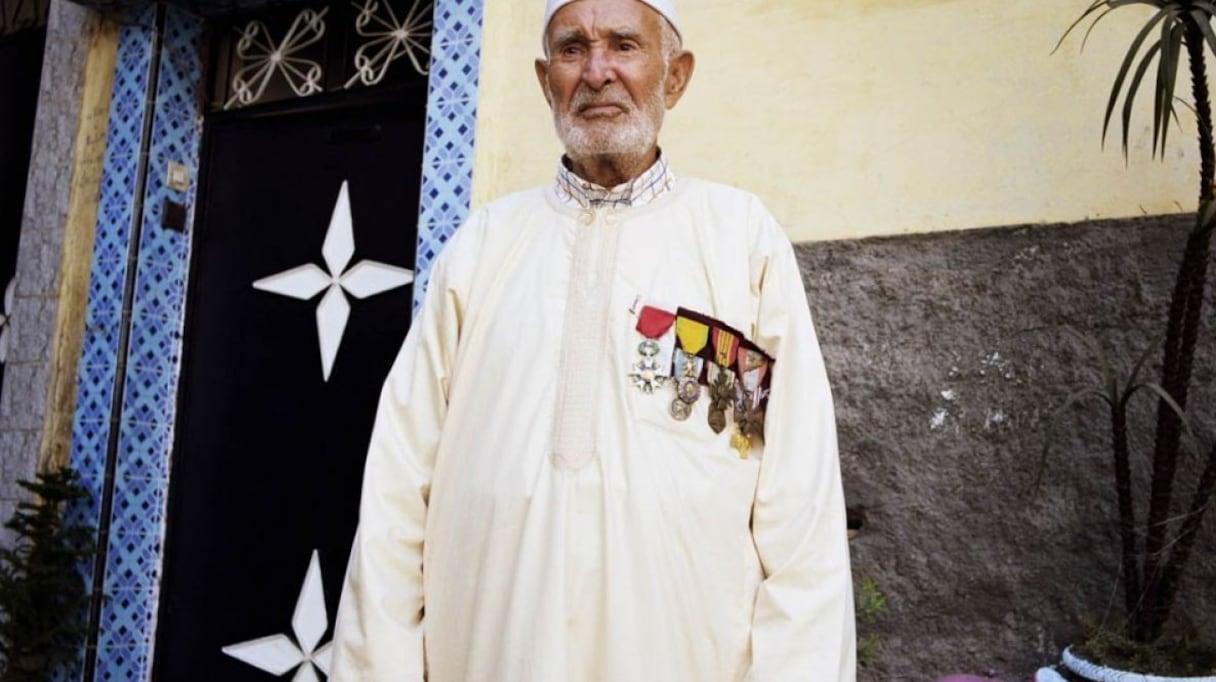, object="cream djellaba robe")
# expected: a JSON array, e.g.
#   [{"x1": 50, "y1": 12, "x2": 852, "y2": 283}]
[{"x1": 329, "y1": 175, "x2": 857, "y2": 681}]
